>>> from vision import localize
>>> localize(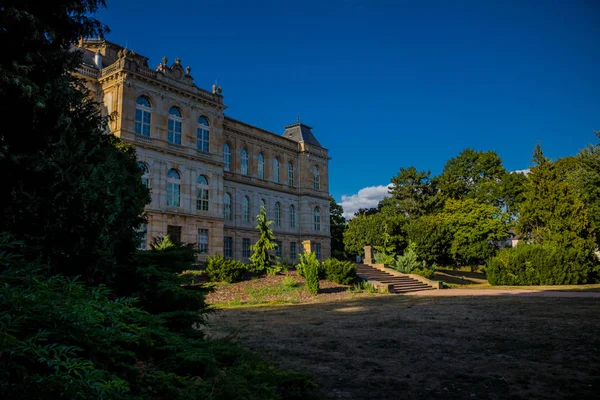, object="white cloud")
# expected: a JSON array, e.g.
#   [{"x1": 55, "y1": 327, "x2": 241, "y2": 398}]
[
  {"x1": 512, "y1": 169, "x2": 530, "y2": 176},
  {"x1": 340, "y1": 185, "x2": 391, "y2": 219}
]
